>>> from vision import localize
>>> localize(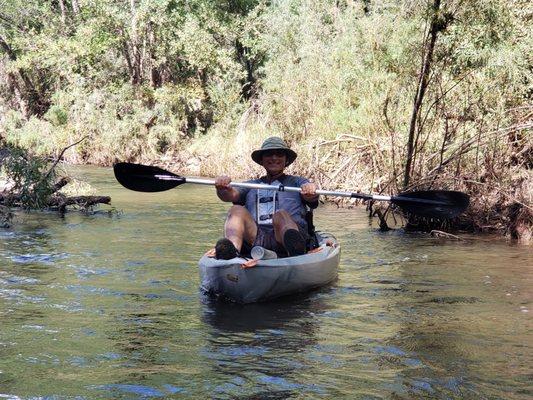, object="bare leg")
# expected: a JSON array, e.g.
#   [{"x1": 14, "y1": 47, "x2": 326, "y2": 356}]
[
  {"x1": 224, "y1": 205, "x2": 257, "y2": 251},
  {"x1": 272, "y1": 210, "x2": 299, "y2": 243},
  {"x1": 273, "y1": 210, "x2": 306, "y2": 256}
]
